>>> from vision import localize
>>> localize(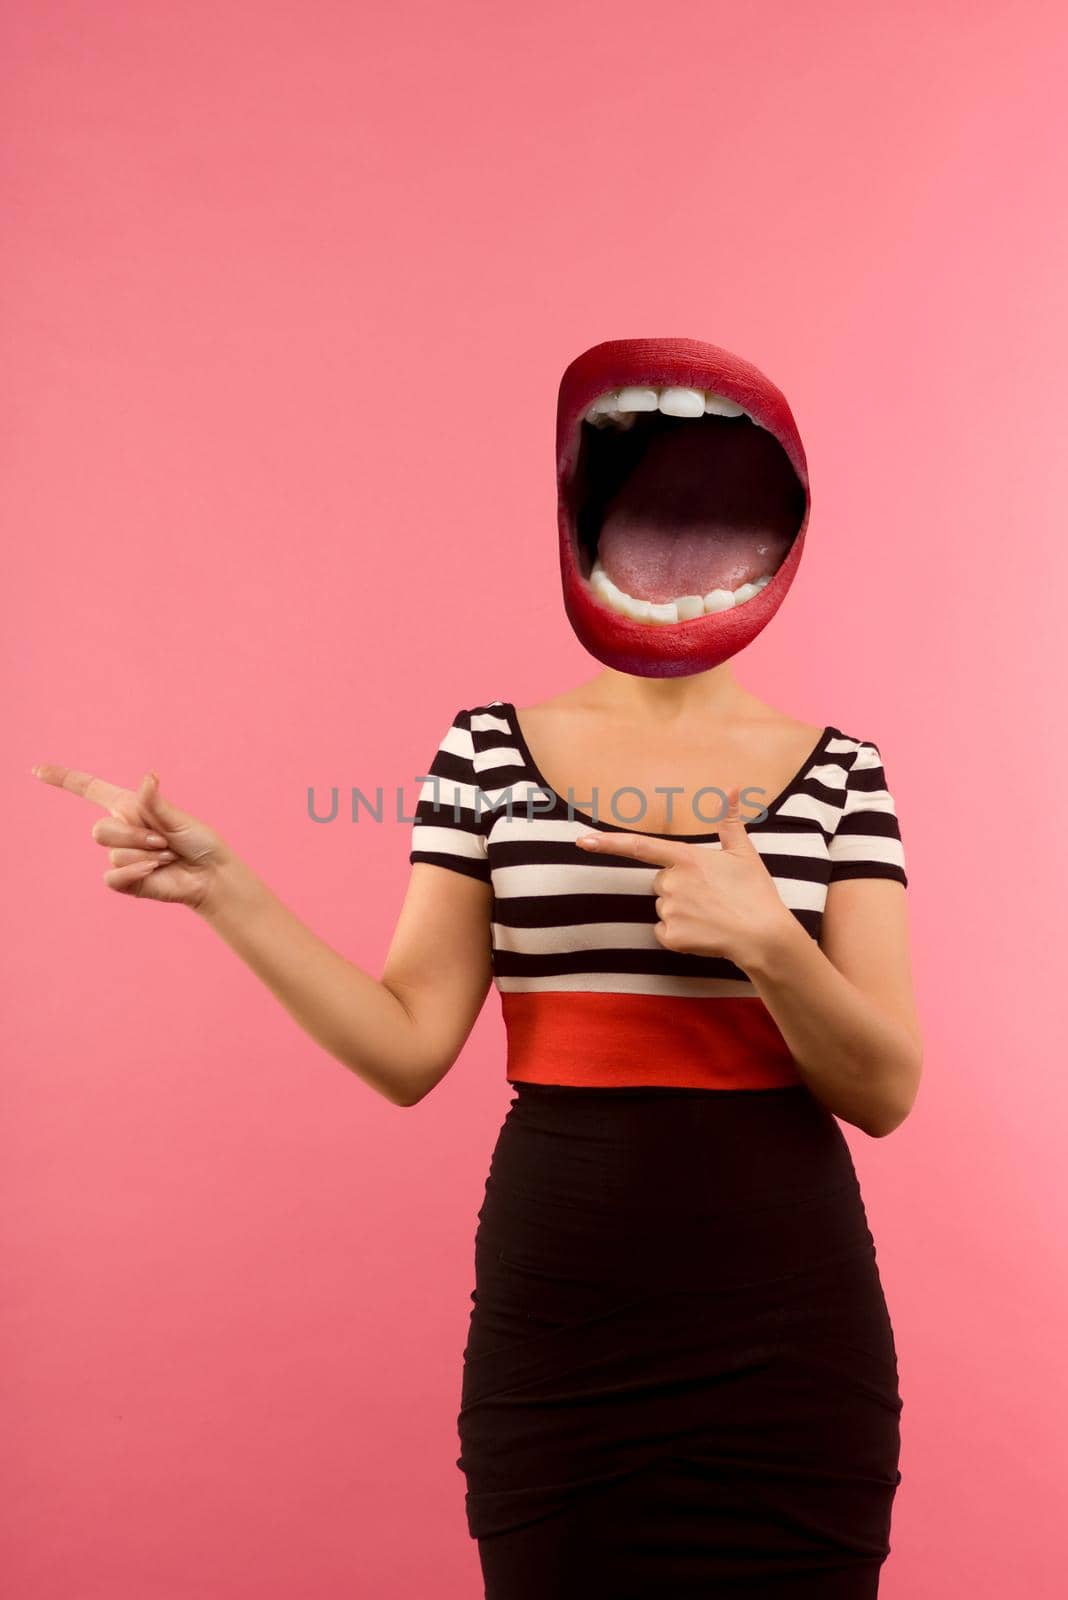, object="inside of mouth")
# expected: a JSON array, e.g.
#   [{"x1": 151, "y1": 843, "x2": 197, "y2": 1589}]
[{"x1": 572, "y1": 412, "x2": 806, "y2": 603}]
